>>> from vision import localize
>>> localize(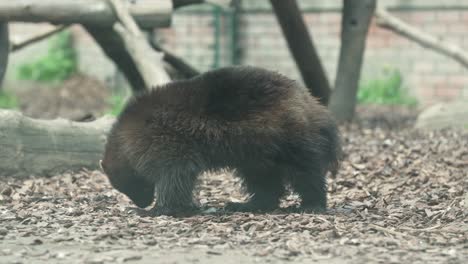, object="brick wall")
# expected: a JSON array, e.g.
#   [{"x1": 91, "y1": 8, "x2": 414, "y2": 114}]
[
  {"x1": 160, "y1": 3, "x2": 468, "y2": 106},
  {"x1": 5, "y1": 2, "x2": 468, "y2": 106}
]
